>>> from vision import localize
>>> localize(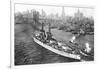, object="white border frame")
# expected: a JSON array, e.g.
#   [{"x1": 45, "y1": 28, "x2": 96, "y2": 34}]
[{"x1": 10, "y1": 0, "x2": 95, "y2": 69}]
